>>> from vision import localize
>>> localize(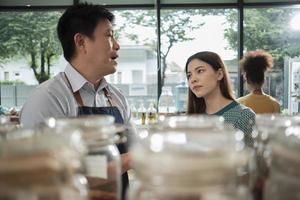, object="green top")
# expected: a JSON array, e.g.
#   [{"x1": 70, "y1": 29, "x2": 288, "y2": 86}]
[{"x1": 212, "y1": 101, "x2": 256, "y2": 146}]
